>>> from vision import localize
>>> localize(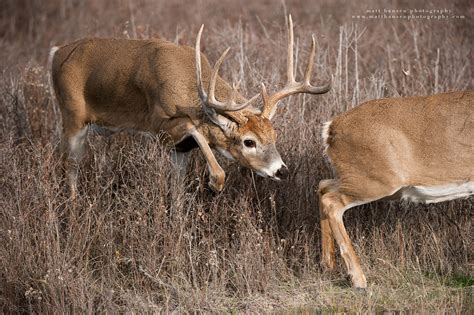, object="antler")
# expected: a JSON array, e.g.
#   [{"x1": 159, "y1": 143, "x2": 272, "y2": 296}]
[
  {"x1": 195, "y1": 25, "x2": 259, "y2": 113},
  {"x1": 261, "y1": 15, "x2": 331, "y2": 119}
]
